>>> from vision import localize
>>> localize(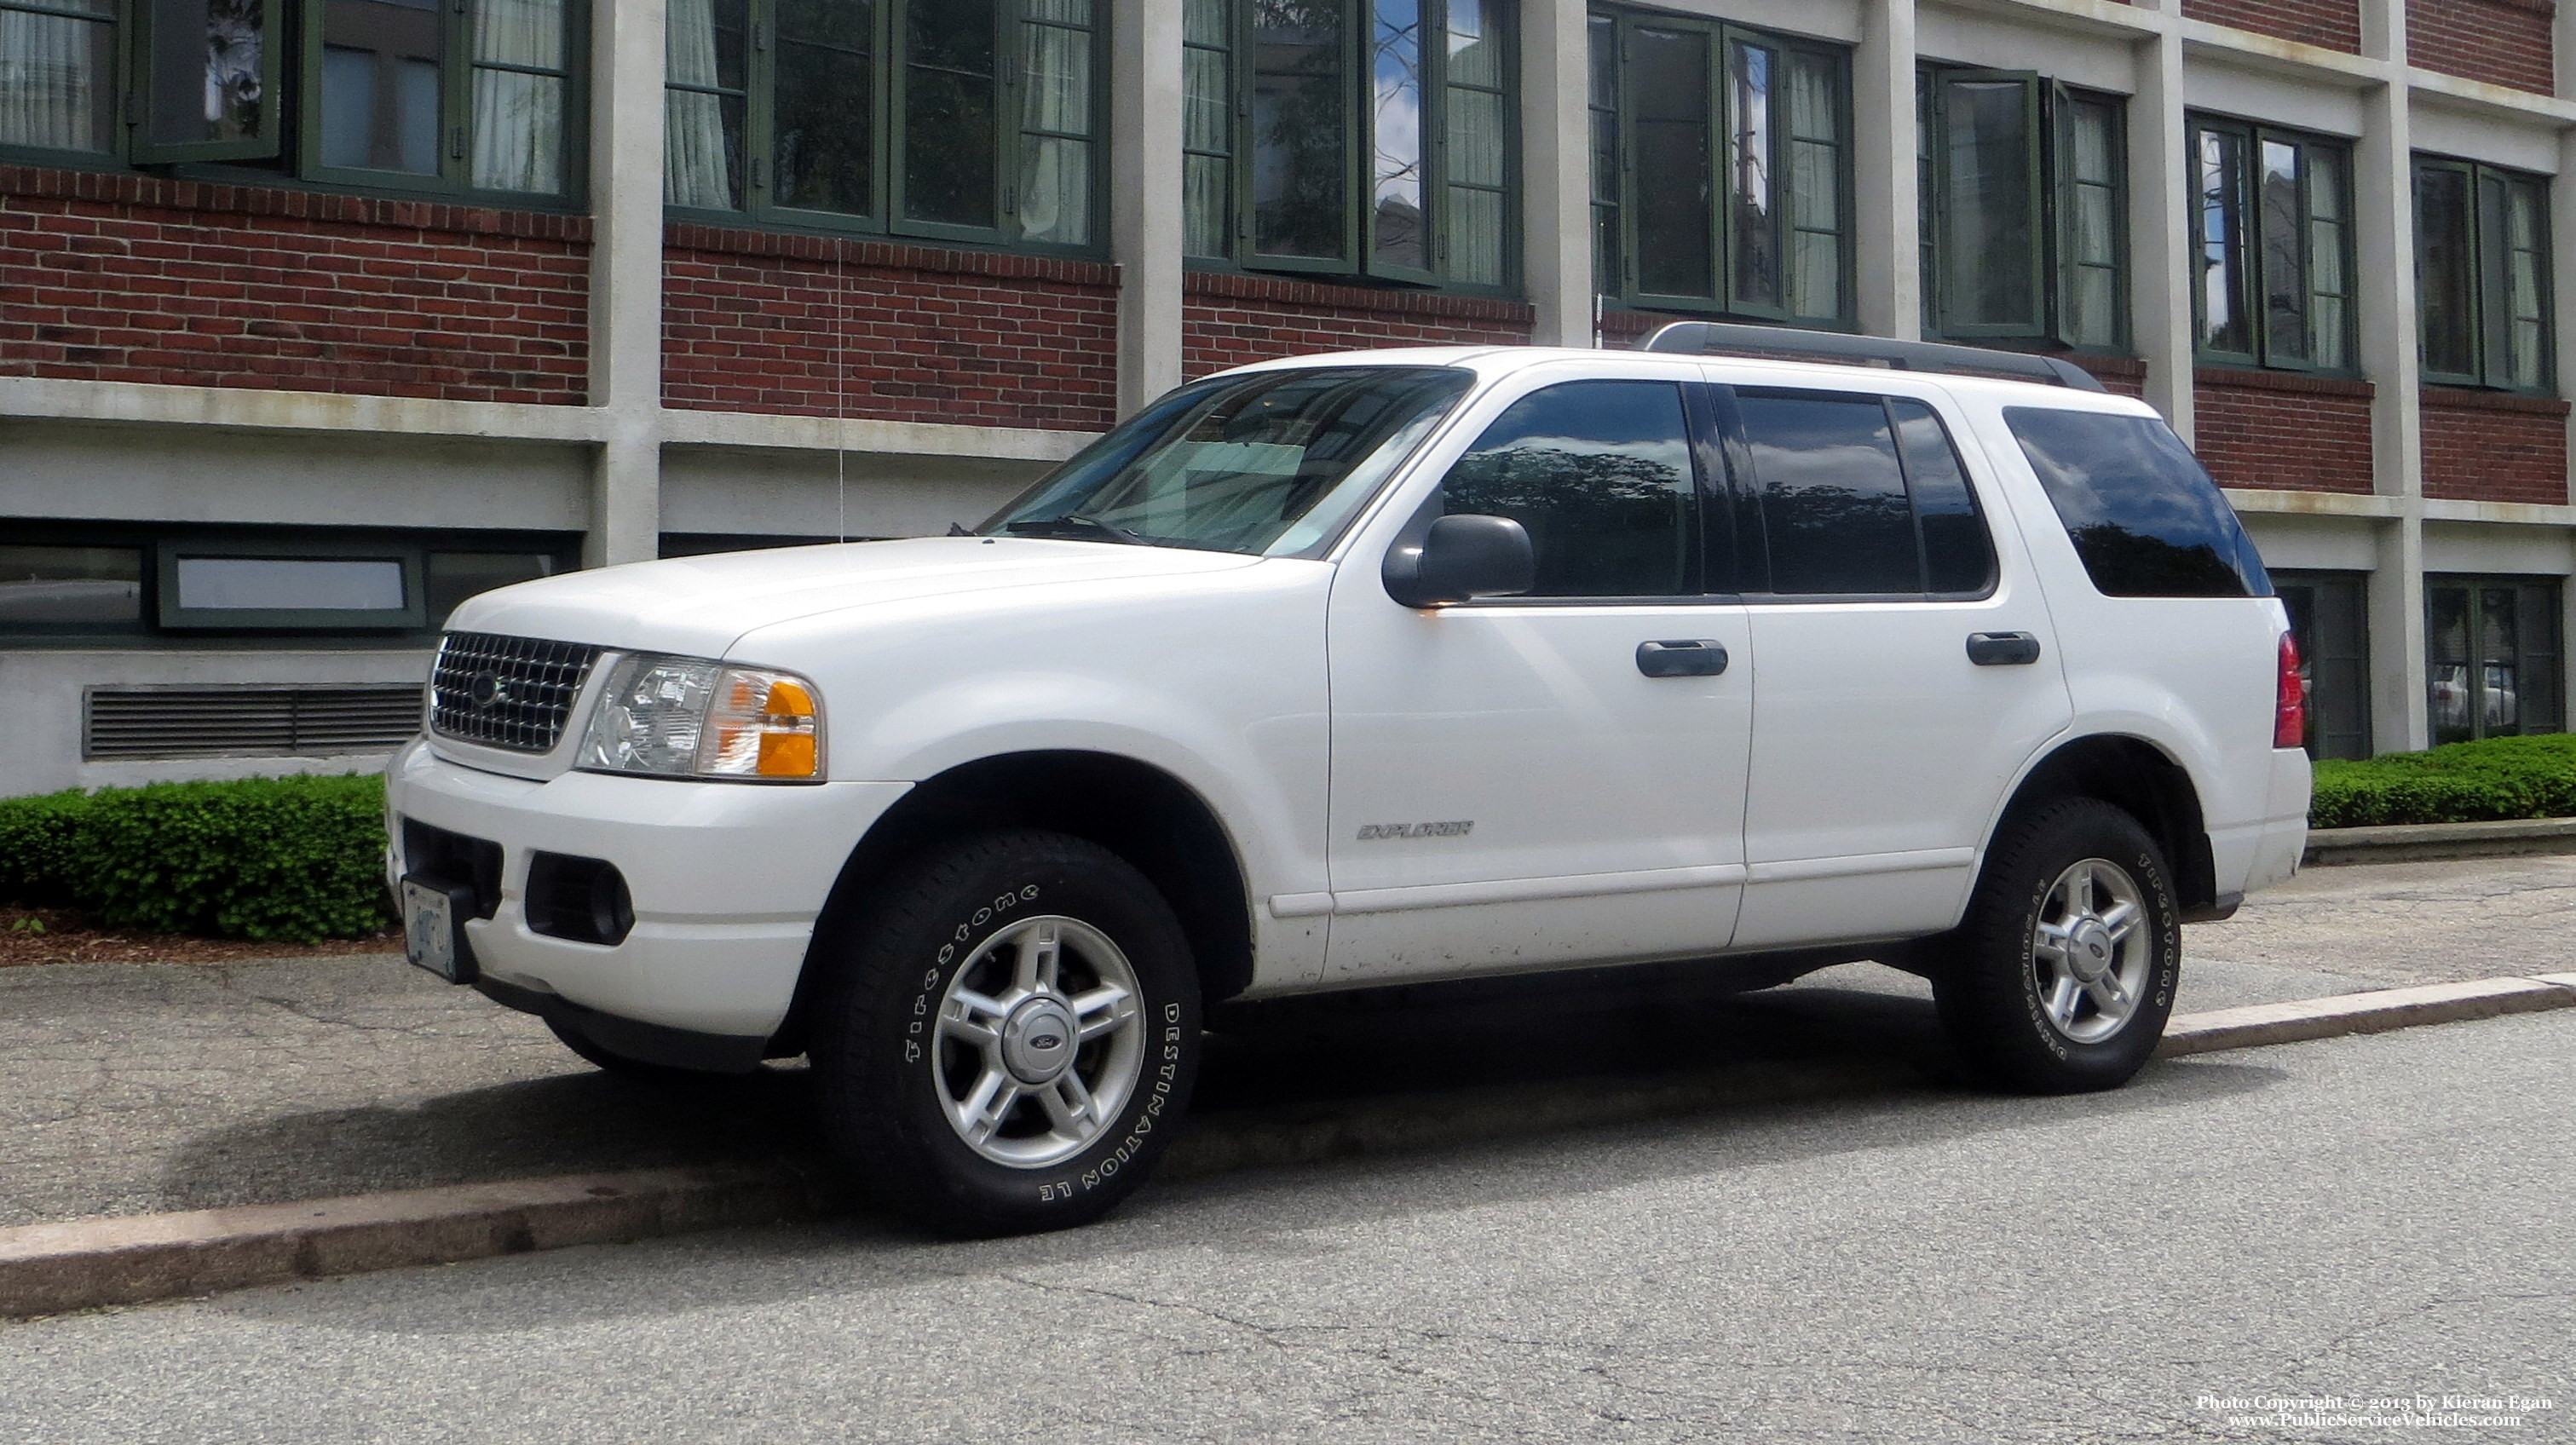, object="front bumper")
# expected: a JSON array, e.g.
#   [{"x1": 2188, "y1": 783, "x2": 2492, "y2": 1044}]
[{"x1": 383, "y1": 740, "x2": 908, "y2": 1041}]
